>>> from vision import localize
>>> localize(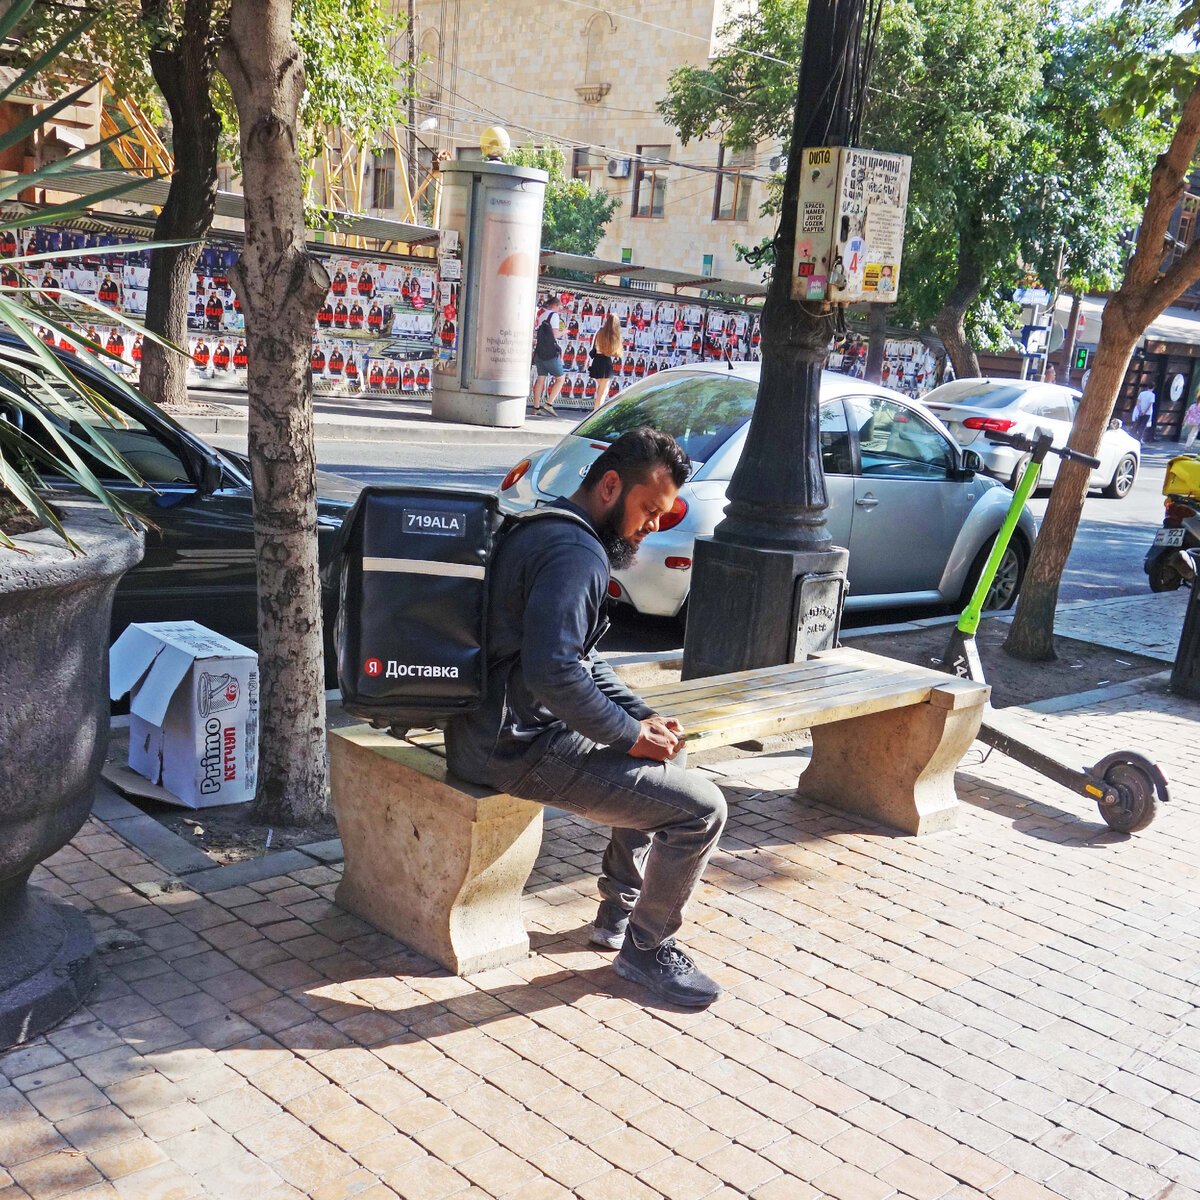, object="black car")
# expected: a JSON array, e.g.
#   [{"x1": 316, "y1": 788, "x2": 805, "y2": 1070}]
[{"x1": 0, "y1": 339, "x2": 351, "y2": 659}]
